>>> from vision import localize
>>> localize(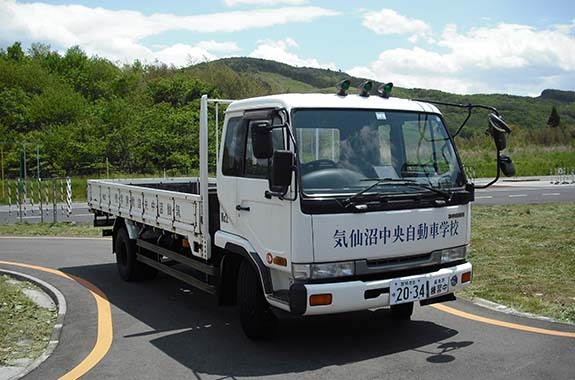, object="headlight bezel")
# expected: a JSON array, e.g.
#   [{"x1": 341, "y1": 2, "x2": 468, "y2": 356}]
[
  {"x1": 438, "y1": 245, "x2": 469, "y2": 264},
  {"x1": 292, "y1": 261, "x2": 355, "y2": 280}
]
